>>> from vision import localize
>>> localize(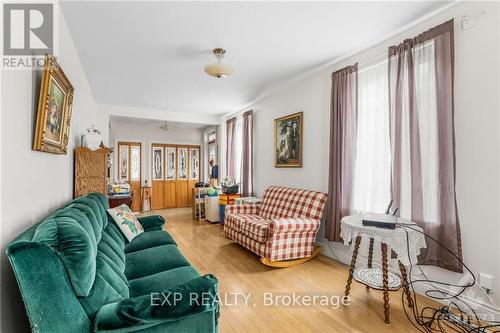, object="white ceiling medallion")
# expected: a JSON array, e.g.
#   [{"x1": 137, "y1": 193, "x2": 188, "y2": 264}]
[{"x1": 204, "y1": 48, "x2": 233, "y2": 78}]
